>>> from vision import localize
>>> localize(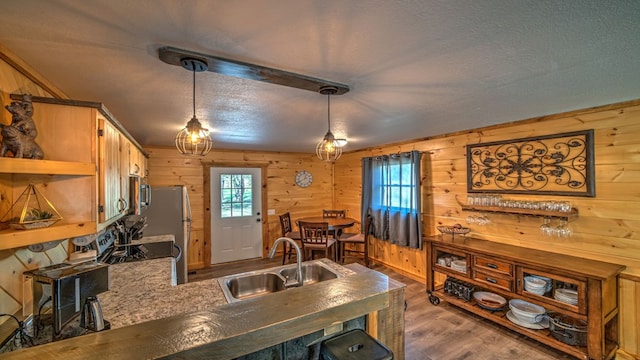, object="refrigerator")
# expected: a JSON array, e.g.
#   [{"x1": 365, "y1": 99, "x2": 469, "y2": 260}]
[{"x1": 142, "y1": 185, "x2": 191, "y2": 284}]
